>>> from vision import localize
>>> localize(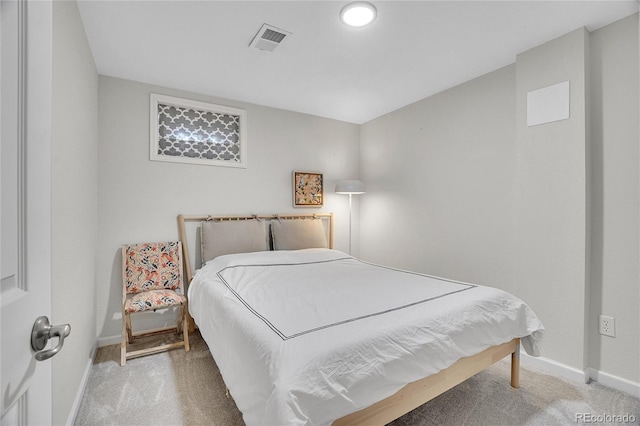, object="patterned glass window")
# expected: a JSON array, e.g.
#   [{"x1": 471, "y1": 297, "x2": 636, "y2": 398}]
[{"x1": 150, "y1": 94, "x2": 247, "y2": 168}]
